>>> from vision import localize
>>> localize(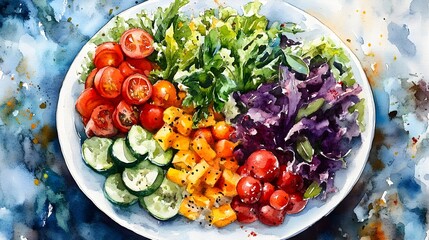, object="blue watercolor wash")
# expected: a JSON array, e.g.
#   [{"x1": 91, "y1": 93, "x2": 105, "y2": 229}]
[
  {"x1": 398, "y1": 177, "x2": 422, "y2": 200},
  {"x1": 372, "y1": 89, "x2": 390, "y2": 127},
  {"x1": 387, "y1": 22, "x2": 417, "y2": 57},
  {"x1": 0, "y1": 1, "x2": 31, "y2": 28}
]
